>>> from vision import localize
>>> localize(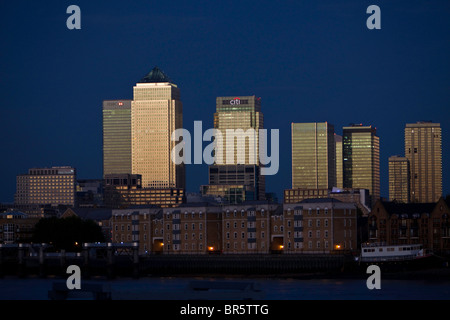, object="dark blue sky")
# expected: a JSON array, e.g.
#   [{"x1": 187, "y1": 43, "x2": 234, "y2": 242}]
[{"x1": 1, "y1": 0, "x2": 449, "y2": 203}]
